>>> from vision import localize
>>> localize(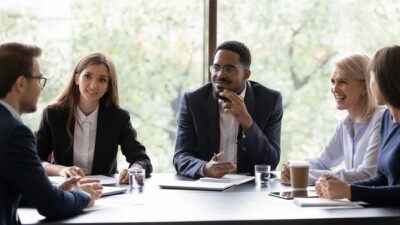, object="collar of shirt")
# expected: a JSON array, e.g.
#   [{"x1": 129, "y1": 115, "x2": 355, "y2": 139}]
[
  {"x1": 343, "y1": 115, "x2": 369, "y2": 139},
  {"x1": 76, "y1": 104, "x2": 99, "y2": 125},
  {"x1": 0, "y1": 100, "x2": 21, "y2": 121}
]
